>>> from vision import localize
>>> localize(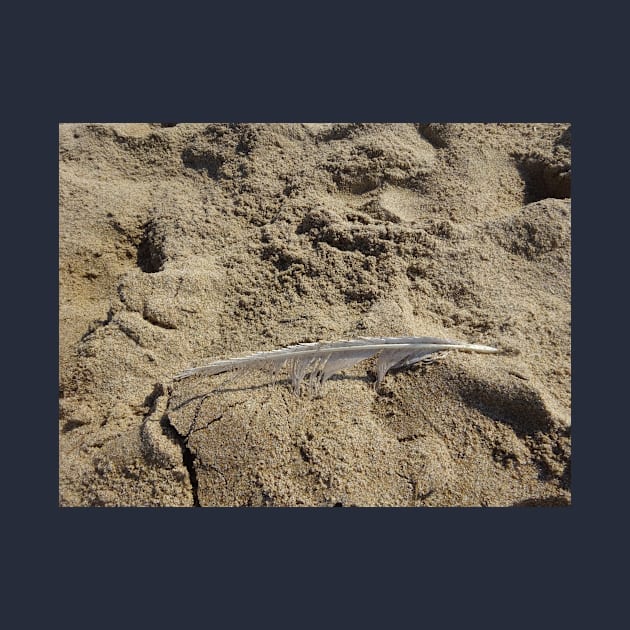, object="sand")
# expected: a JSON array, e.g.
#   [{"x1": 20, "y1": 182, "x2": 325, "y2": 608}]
[{"x1": 59, "y1": 122, "x2": 571, "y2": 507}]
